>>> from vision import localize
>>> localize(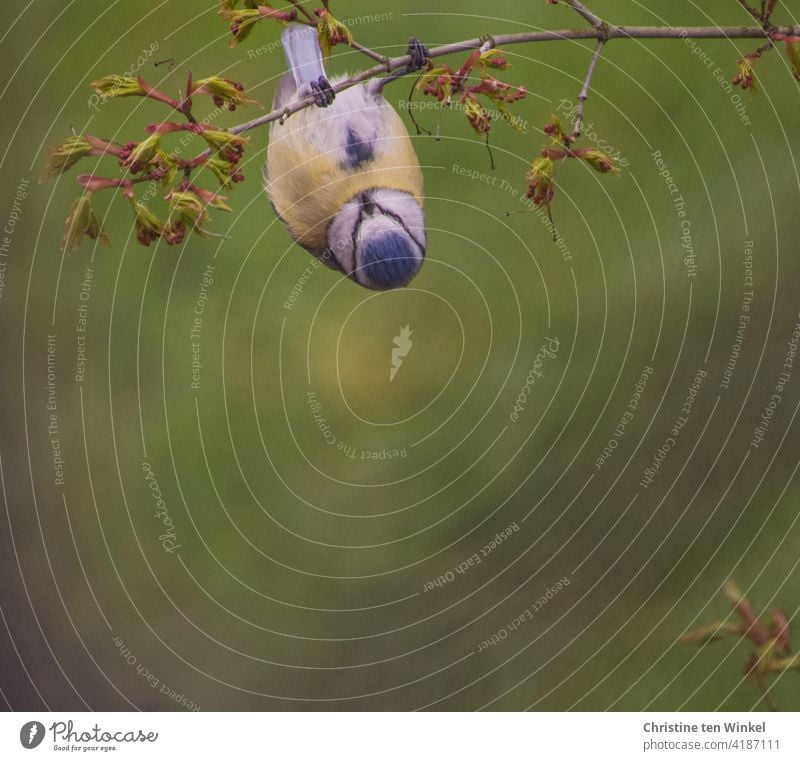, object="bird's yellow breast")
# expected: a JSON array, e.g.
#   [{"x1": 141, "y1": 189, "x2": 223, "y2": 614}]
[{"x1": 266, "y1": 87, "x2": 423, "y2": 253}]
